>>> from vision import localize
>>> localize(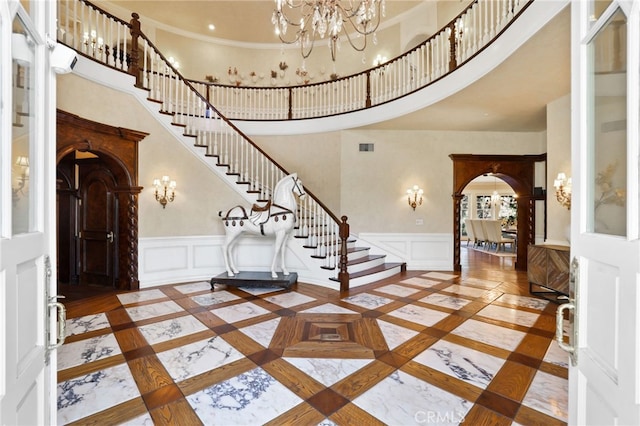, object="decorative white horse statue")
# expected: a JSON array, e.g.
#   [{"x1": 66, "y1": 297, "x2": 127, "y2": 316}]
[{"x1": 219, "y1": 173, "x2": 306, "y2": 278}]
